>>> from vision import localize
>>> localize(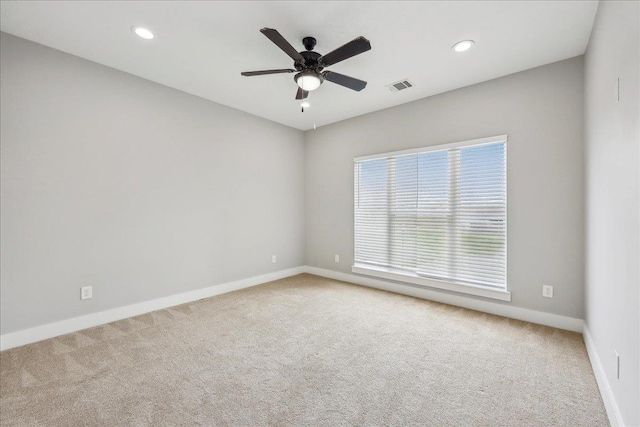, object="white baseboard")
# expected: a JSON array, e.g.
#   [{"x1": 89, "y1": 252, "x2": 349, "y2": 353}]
[
  {"x1": 304, "y1": 266, "x2": 584, "y2": 332},
  {"x1": 583, "y1": 324, "x2": 624, "y2": 427},
  {"x1": 0, "y1": 265, "x2": 584, "y2": 349},
  {"x1": 0, "y1": 266, "x2": 306, "y2": 351}
]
